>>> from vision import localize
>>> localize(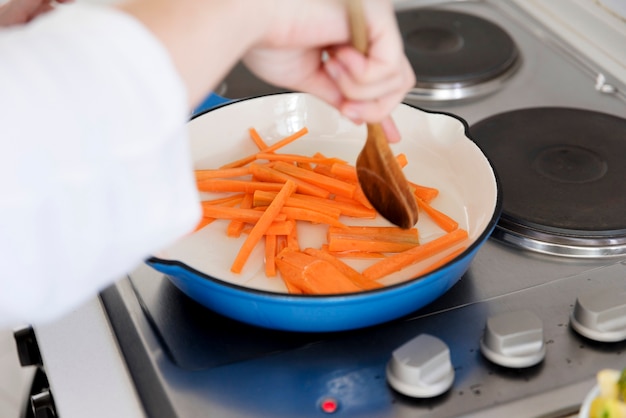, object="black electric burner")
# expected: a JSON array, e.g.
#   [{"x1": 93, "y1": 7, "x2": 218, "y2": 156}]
[
  {"x1": 470, "y1": 107, "x2": 626, "y2": 257},
  {"x1": 397, "y1": 9, "x2": 521, "y2": 101}
]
